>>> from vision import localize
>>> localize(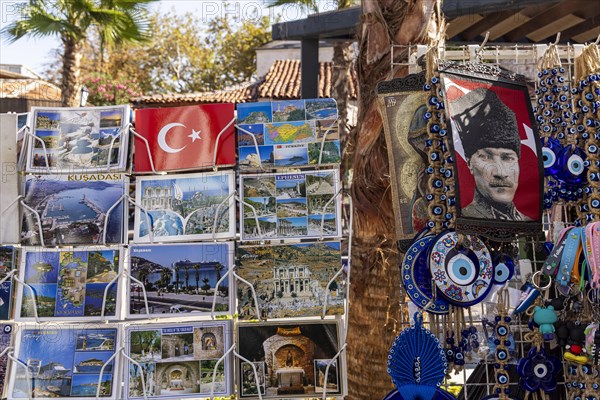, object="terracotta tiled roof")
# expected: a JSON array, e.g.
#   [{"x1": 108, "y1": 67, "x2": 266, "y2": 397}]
[
  {"x1": 133, "y1": 59, "x2": 357, "y2": 106},
  {"x1": 0, "y1": 78, "x2": 61, "y2": 101}
]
